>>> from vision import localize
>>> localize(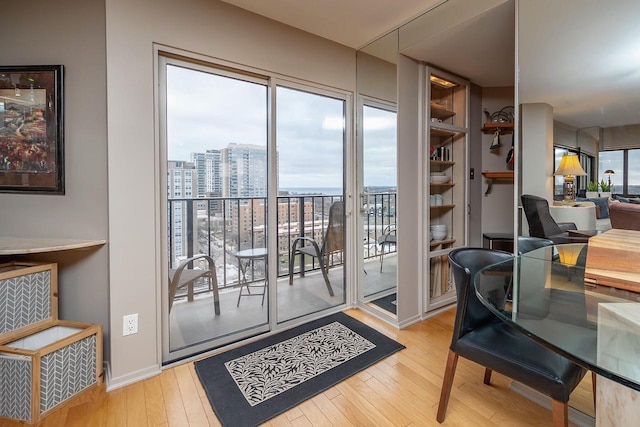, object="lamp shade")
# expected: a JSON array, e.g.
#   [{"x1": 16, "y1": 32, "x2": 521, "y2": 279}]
[
  {"x1": 604, "y1": 169, "x2": 615, "y2": 175},
  {"x1": 557, "y1": 245, "x2": 582, "y2": 266},
  {"x1": 554, "y1": 154, "x2": 587, "y2": 176}
]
